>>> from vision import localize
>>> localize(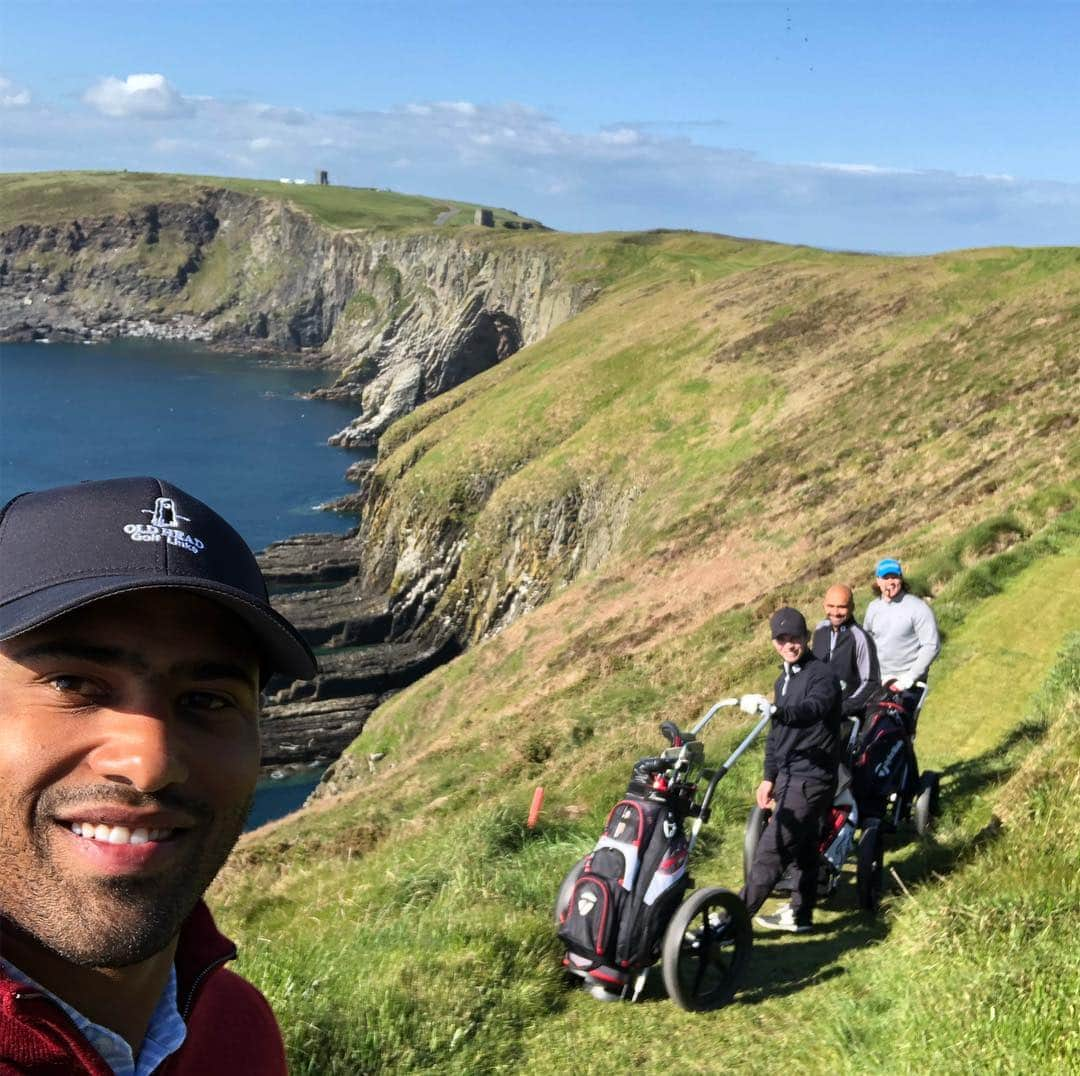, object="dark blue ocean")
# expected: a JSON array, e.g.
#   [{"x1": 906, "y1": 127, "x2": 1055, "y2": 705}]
[
  {"x1": 0, "y1": 338, "x2": 365, "y2": 825},
  {"x1": 0, "y1": 339, "x2": 368, "y2": 551}
]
